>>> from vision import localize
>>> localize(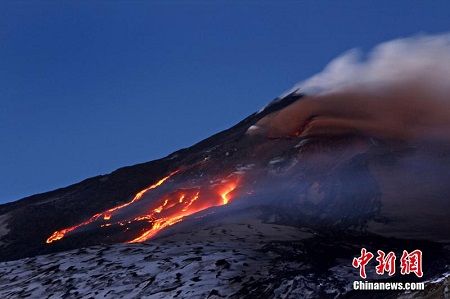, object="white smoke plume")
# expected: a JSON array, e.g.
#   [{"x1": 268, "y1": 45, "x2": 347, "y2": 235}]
[
  {"x1": 255, "y1": 33, "x2": 450, "y2": 142},
  {"x1": 287, "y1": 33, "x2": 450, "y2": 97}
]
